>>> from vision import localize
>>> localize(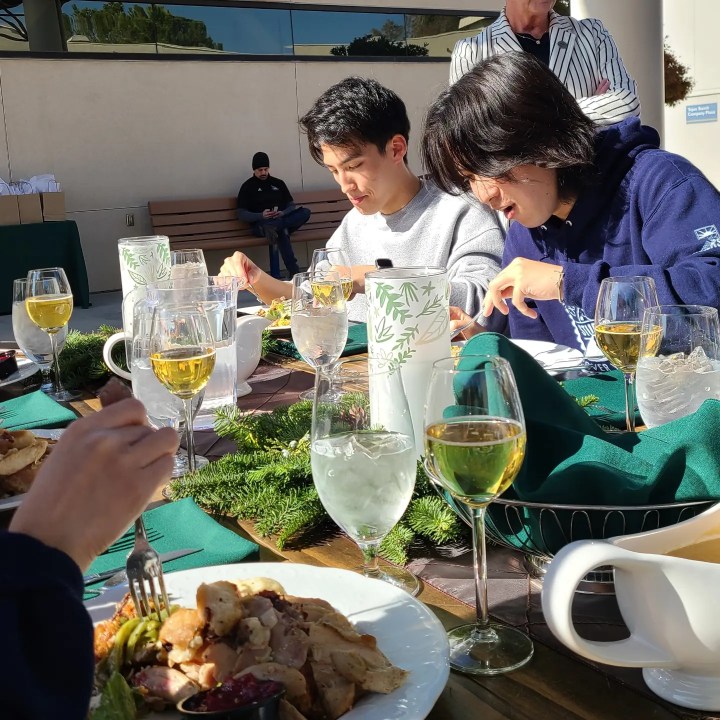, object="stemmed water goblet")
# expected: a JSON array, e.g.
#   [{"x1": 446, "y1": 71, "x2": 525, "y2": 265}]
[
  {"x1": 25, "y1": 267, "x2": 78, "y2": 401},
  {"x1": 290, "y1": 270, "x2": 347, "y2": 401},
  {"x1": 424, "y1": 355, "x2": 533, "y2": 674},
  {"x1": 310, "y1": 247, "x2": 352, "y2": 301},
  {"x1": 149, "y1": 304, "x2": 216, "y2": 473},
  {"x1": 12, "y1": 278, "x2": 67, "y2": 395},
  {"x1": 594, "y1": 276, "x2": 659, "y2": 431},
  {"x1": 311, "y1": 360, "x2": 420, "y2": 595},
  {"x1": 170, "y1": 248, "x2": 208, "y2": 290}
]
